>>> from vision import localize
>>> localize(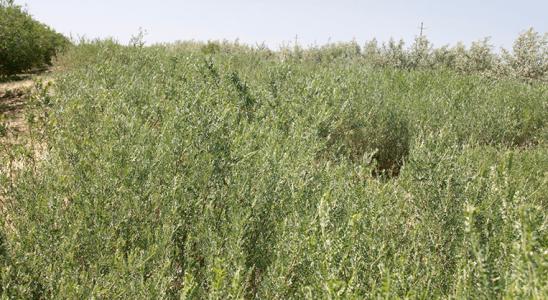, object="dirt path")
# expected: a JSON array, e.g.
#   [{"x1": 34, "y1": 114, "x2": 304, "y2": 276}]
[
  {"x1": 0, "y1": 80, "x2": 35, "y2": 224},
  {"x1": 0, "y1": 79, "x2": 35, "y2": 135},
  {"x1": 1, "y1": 78, "x2": 42, "y2": 206},
  {"x1": 1, "y1": 76, "x2": 53, "y2": 232}
]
